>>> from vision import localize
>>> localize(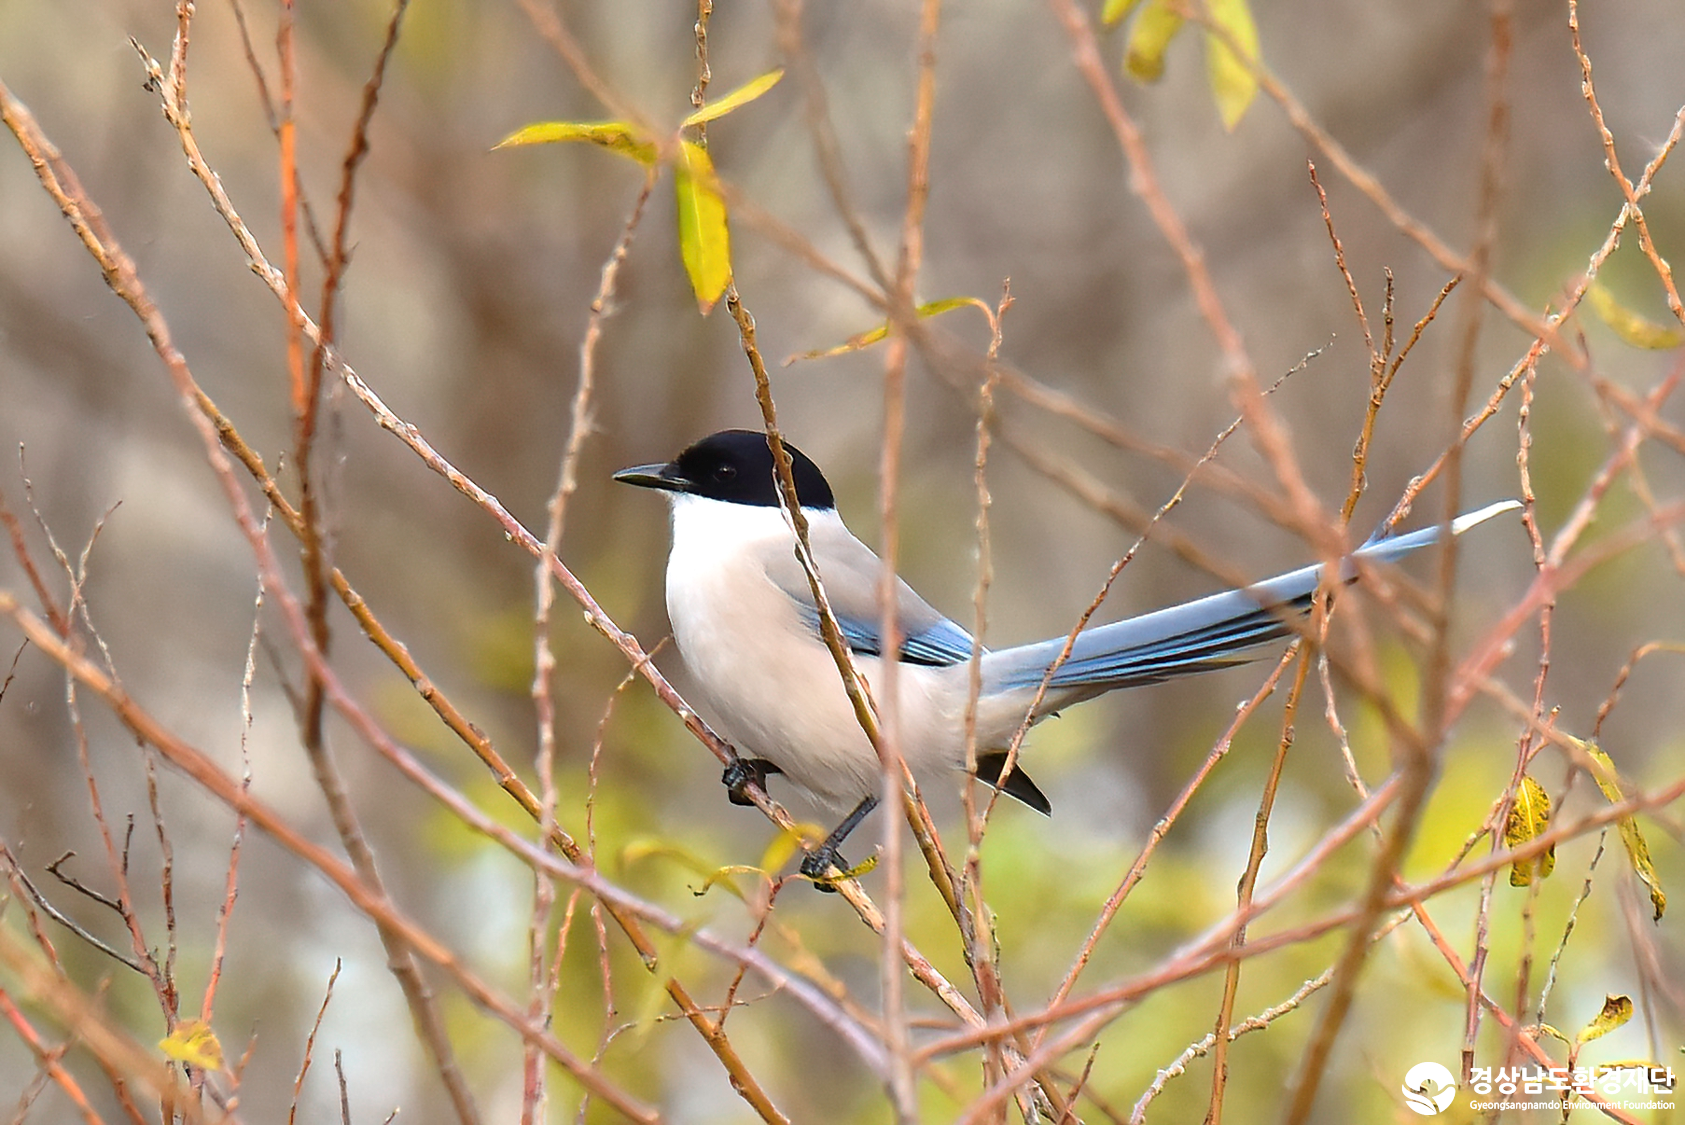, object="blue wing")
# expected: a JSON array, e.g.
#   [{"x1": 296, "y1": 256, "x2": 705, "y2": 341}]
[
  {"x1": 792, "y1": 602, "x2": 978, "y2": 667},
  {"x1": 768, "y1": 509, "x2": 983, "y2": 668}
]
